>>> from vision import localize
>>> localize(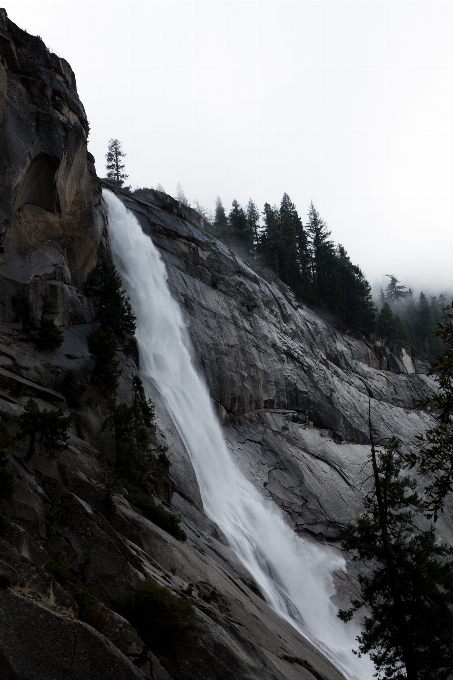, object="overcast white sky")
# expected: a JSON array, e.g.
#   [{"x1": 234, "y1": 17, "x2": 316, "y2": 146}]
[{"x1": 3, "y1": 1, "x2": 453, "y2": 294}]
